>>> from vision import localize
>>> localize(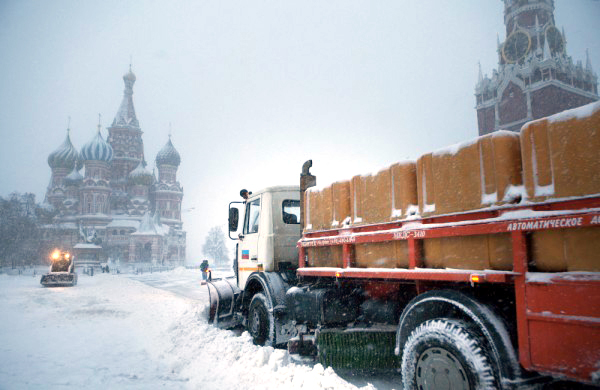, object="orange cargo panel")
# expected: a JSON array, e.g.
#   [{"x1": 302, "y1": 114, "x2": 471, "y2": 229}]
[
  {"x1": 423, "y1": 236, "x2": 490, "y2": 270},
  {"x1": 331, "y1": 181, "x2": 351, "y2": 228},
  {"x1": 349, "y1": 171, "x2": 391, "y2": 225},
  {"x1": 431, "y1": 140, "x2": 481, "y2": 215},
  {"x1": 418, "y1": 132, "x2": 521, "y2": 270},
  {"x1": 390, "y1": 162, "x2": 418, "y2": 220},
  {"x1": 423, "y1": 234, "x2": 513, "y2": 271},
  {"x1": 304, "y1": 188, "x2": 321, "y2": 231},
  {"x1": 350, "y1": 174, "x2": 365, "y2": 225},
  {"x1": 351, "y1": 162, "x2": 417, "y2": 225},
  {"x1": 363, "y1": 169, "x2": 393, "y2": 224},
  {"x1": 354, "y1": 241, "x2": 409, "y2": 269},
  {"x1": 488, "y1": 233, "x2": 513, "y2": 271},
  {"x1": 417, "y1": 153, "x2": 436, "y2": 216},
  {"x1": 522, "y1": 102, "x2": 600, "y2": 272},
  {"x1": 420, "y1": 131, "x2": 522, "y2": 216},
  {"x1": 305, "y1": 186, "x2": 333, "y2": 231},
  {"x1": 306, "y1": 246, "x2": 344, "y2": 268},
  {"x1": 320, "y1": 186, "x2": 333, "y2": 230},
  {"x1": 521, "y1": 101, "x2": 600, "y2": 201},
  {"x1": 531, "y1": 227, "x2": 600, "y2": 272}
]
